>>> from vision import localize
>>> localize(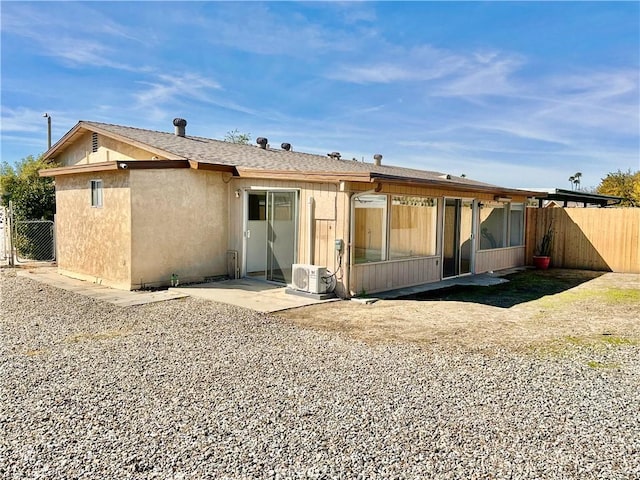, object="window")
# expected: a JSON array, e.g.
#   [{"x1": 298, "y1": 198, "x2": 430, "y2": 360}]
[
  {"x1": 90, "y1": 180, "x2": 103, "y2": 207},
  {"x1": 354, "y1": 194, "x2": 439, "y2": 264},
  {"x1": 354, "y1": 194, "x2": 386, "y2": 263},
  {"x1": 479, "y1": 201, "x2": 526, "y2": 250},
  {"x1": 509, "y1": 203, "x2": 525, "y2": 246},
  {"x1": 389, "y1": 196, "x2": 438, "y2": 259},
  {"x1": 248, "y1": 193, "x2": 266, "y2": 220},
  {"x1": 479, "y1": 202, "x2": 506, "y2": 249}
]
